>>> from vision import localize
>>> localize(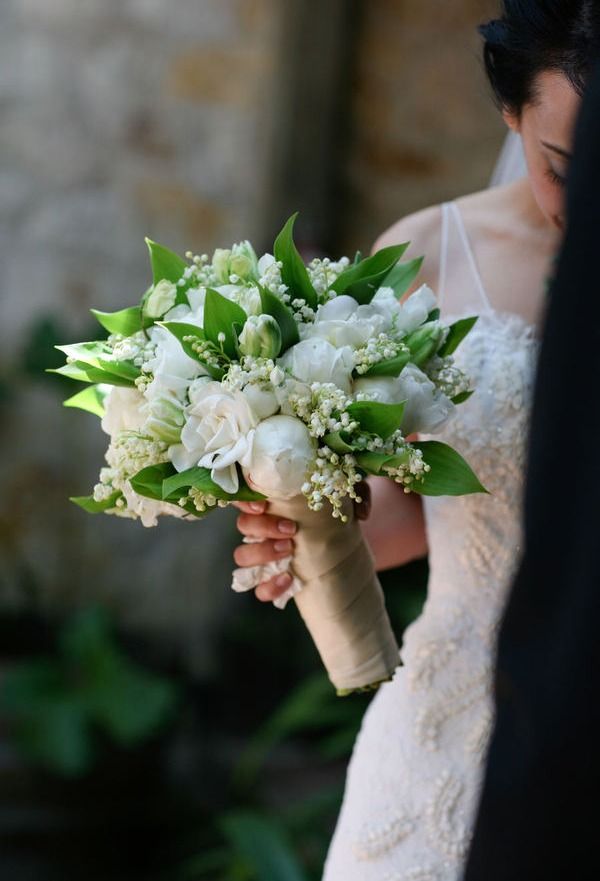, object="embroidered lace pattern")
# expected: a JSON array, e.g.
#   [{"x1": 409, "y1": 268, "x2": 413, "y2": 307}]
[{"x1": 323, "y1": 309, "x2": 538, "y2": 880}]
